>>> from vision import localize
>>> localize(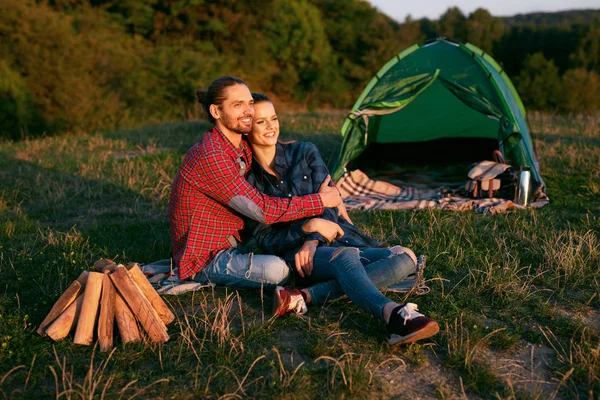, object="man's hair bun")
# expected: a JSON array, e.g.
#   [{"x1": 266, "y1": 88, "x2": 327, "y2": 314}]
[{"x1": 196, "y1": 90, "x2": 207, "y2": 105}]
